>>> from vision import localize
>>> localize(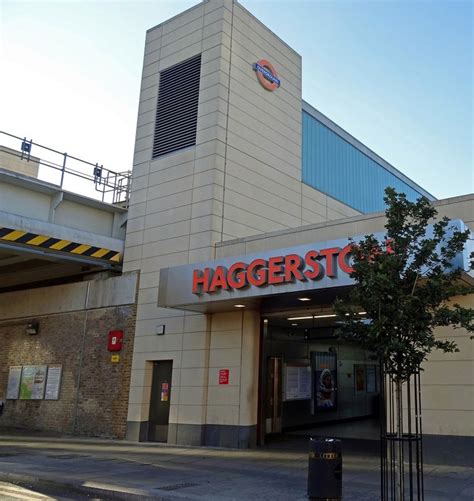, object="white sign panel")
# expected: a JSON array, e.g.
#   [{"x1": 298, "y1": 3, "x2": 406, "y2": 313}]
[
  {"x1": 45, "y1": 365, "x2": 62, "y2": 400},
  {"x1": 6, "y1": 366, "x2": 22, "y2": 399},
  {"x1": 284, "y1": 365, "x2": 311, "y2": 401}
]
